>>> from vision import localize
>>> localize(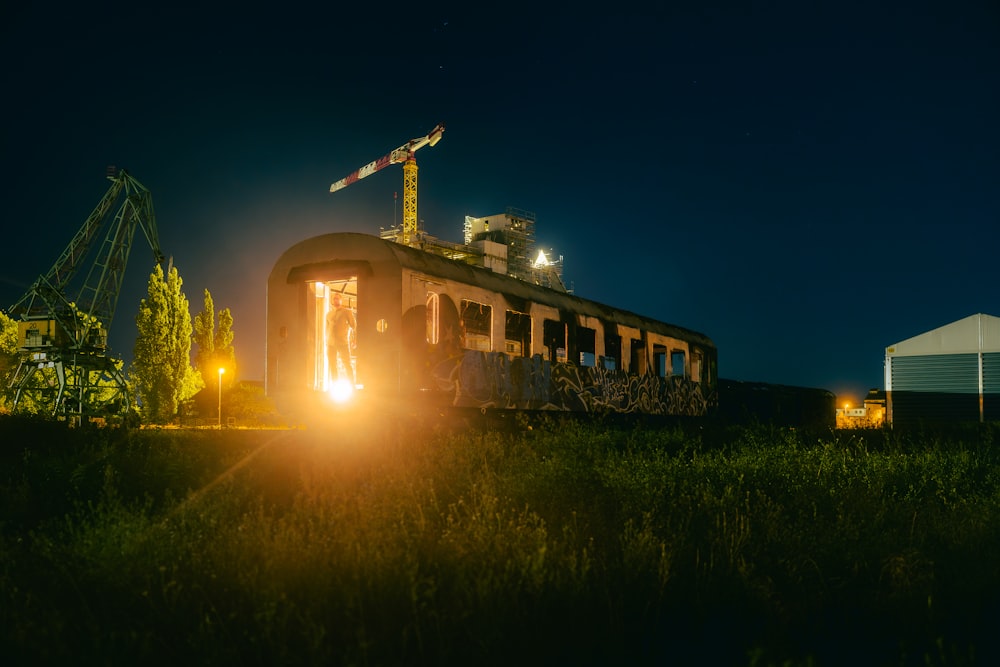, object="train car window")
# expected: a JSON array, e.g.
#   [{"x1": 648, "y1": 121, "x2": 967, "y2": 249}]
[
  {"x1": 460, "y1": 299, "x2": 492, "y2": 352},
  {"x1": 602, "y1": 330, "x2": 621, "y2": 370},
  {"x1": 578, "y1": 326, "x2": 596, "y2": 367},
  {"x1": 653, "y1": 344, "x2": 668, "y2": 377},
  {"x1": 505, "y1": 310, "x2": 531, "y2": 357},
  {"x1": 691, "y1": 352, "x2": 702, "y2": 383},
  {"x1": 543, "y1": 319, "x2": 566, "y2": 363},
  {"x1": 630, "y1": 338, "x2": 646, "y2": 375},
  {"x1": 426, "y1": 292, "x2": 439, "y2": 344},
  {"x1": 671, "y1": 350, "x2": 686, "y2": 378}
]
